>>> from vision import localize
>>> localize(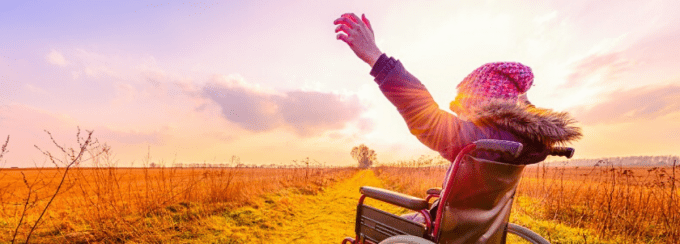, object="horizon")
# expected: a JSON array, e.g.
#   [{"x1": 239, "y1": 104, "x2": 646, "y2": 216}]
[
  {"x1": 2, "y1": 0, "x2": 680, "y2": 168},
  {"x1": 2, "y1": 153, "x2": 677, "y2": 169}
]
